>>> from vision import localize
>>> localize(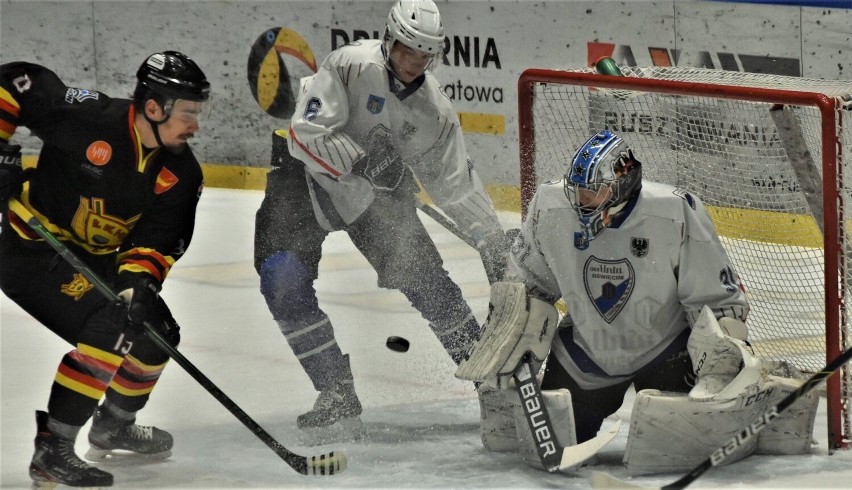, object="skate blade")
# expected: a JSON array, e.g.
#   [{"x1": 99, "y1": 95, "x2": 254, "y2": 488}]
[
  {"x1": 84, "y1": 446, "x2": 172, "y2": 464},
  {"x1": 31, "y1": 480, "x2": 110, "y2": 490},
  {"x1": 298, "y1": 416, "x2": 366, "y2": 446}
]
